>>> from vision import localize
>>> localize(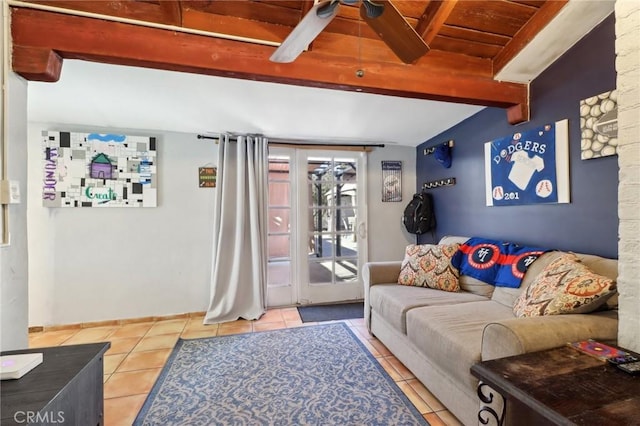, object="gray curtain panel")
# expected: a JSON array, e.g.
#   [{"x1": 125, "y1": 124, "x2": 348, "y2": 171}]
[{"x1": 204, "y1": 134, "x2": 268, "y2": 324}]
